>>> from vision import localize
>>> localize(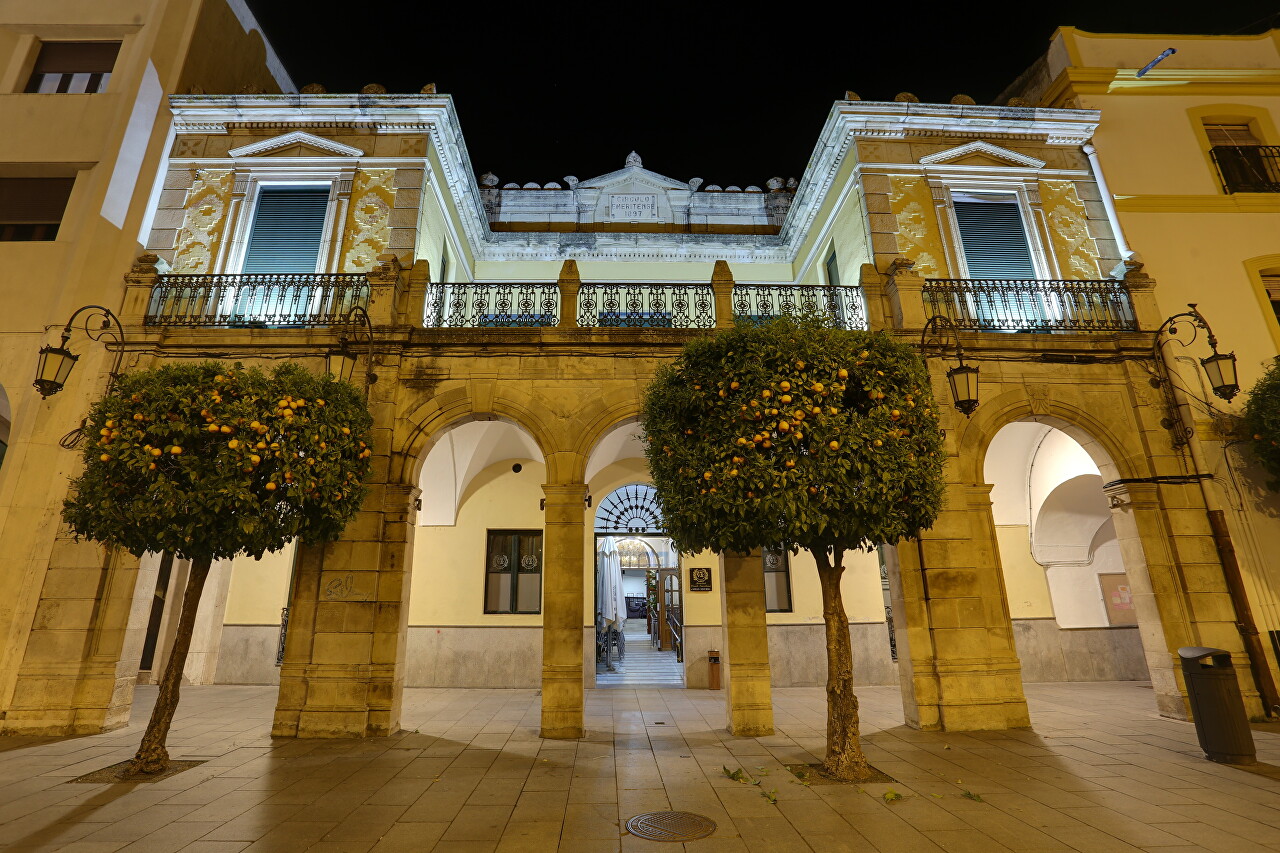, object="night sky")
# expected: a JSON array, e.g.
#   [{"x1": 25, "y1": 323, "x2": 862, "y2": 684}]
[{"x1": 245, "y1": 2, "x2": 1279, "y2": 188}]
